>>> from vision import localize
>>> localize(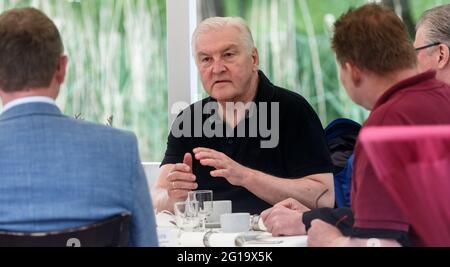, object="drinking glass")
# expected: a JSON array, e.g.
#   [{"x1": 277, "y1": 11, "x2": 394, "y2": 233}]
[
  {"x1": 173, "y1": 200, "x2": 200, "y2": 232},
  {"x1": 187, "y1": 190, "x2": 213, "y2": 231}
]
